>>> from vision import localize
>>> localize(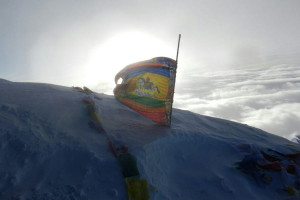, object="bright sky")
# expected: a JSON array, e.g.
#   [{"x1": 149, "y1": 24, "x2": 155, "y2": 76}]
[{"x1": 1, "y1": 0, "x2": 300, "y2": 139}]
